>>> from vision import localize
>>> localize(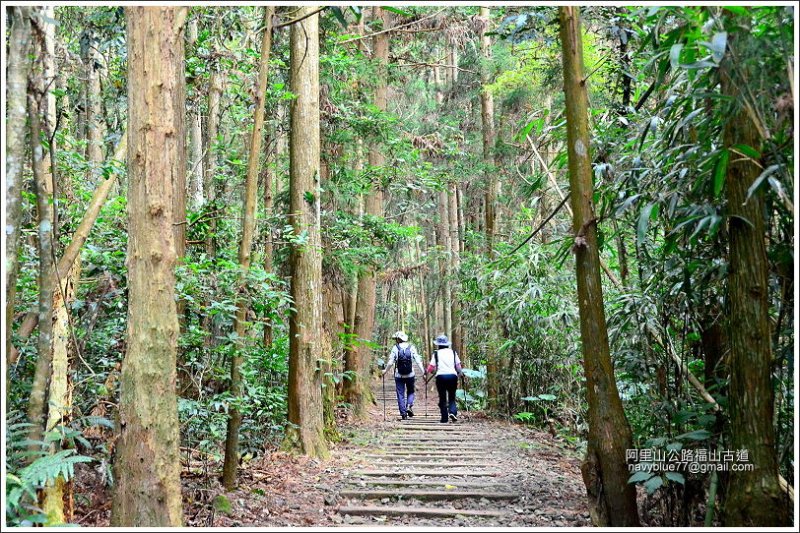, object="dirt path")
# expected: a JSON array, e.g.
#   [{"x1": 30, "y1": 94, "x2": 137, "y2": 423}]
[
  {"x1": 327, "y1": 377, "x2": 591, "y2": 527},
  {"x1": 75, "y1": 378, "x2": 590, "y2": 526}
]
